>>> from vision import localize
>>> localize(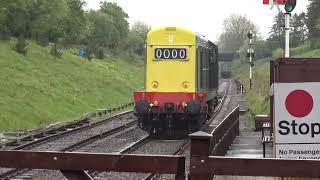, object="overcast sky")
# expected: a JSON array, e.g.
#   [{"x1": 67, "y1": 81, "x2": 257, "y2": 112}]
[{"x1": 84, "y1": 0, "x2": 309, "y2": 42}]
